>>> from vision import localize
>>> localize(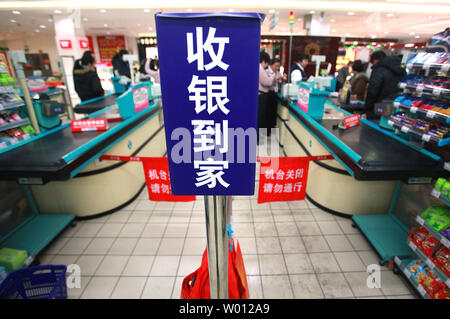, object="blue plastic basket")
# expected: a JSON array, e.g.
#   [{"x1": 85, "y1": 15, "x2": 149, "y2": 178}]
[{"x1": 0, "y1": 265, "x2": 67, "y2": 299}]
